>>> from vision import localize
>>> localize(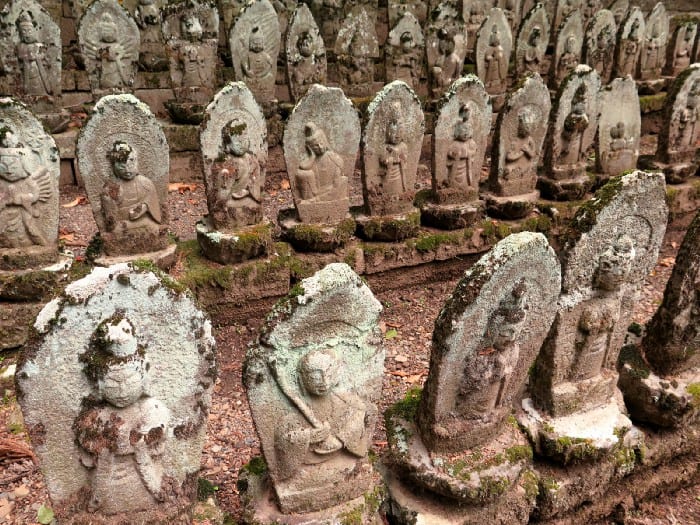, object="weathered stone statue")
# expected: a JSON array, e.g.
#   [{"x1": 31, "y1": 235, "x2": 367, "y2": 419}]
[
  {"x1": 77, "y1": 94, "x2": 172, "y2": 263},
  {"x1": 334, "y1": 7, "x2": 379, "y2": 98},
  {"x1": 230, "y1": 0, "x2": 280, "y2": 104},
  {"x1": 0, "y1": 98, "x2": 59, "y2": 269},
  {"x1": 359, "y1": 81, "x2": 424, "y2": 241},
  {"x1": 515, "y1": 3, "x2": 550, "y2": 77},
  {"x1": 78, "y1": 0, "x2": 140, "y2": 96},
  {"x1": 608, "y1": 0, "x2": 628, "y2": 26},
  {"x1": 388, "y1": 0, "x2": 427, "y2": 27},
  {"x1": 384, "y1": 233, "x2": 560, "y2": 524},
  {"x1": 583, "y1": 9, "x2": 616, "y2": 83},
  {"x1": 286, "y1": 4, "x2": 326, "y2": 102},
  {"x1": 243, "y1": 263, "x2": 383, "y2": 521},
  {"x1": 426, "y1": 2, "x2": 467, "y2": 98},
  {"x1": 613, "y1": 7, "x2": 644, "y2": 79},
  {"x1": 666, "y1": 20, "x2": 697, "y2": 77},
  {"x1": 637, "y1": 2, "x2": 668, "y2": 82},
  {"x1": 485, "y1": 73, "x2": 550, "y2": 219},
  {"x1": 386, "y1": 11, "x2": 424, "y2": 90},
  {"x1": 497, "y1": 0, "x2": 522, "y2": 35},
  {"x1": 550, "y1": 10, "x2": 583, "y2": 89},
  {"x1": 596, "y1": 76, "x2": 639, "y2": 176},
  {"x1": 540, "y1": 65, "x2": 601, "y2": 200},
  {"x1": 523, "y1": 171, "x2": 667, "y2": 464},
  {"x1": 476, "y1": 9, "x2": 512, "y2": 99},
  {"x1": 17, "y1": 264, "x2": 217, "y2": 523},
  {"x1": 429, "y1": 27, "x2": 462, "y2": 97},
  {"x1": 465, "y1": 0, "x2": 488, "y2": 51},
  {"x1": 133, "y1": 0, "x2": 167, "y2": 71},
  {"x1": 0, "y1": 0, "x2": 61, "y2": 108},
  {"x1": 422, "y1": 75, "x2": 491, "y2": 230}
]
